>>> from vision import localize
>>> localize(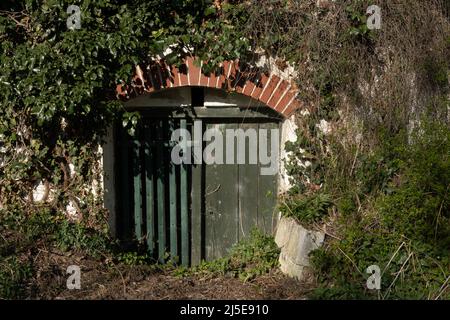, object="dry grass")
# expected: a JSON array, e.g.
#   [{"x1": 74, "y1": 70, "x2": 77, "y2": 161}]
[
  {"x1": 26, "y1": 248, "x2": 311, "y2": 300},
  {"x1": 243, "y1": 0, "x2": 449, "y2": 132}
]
